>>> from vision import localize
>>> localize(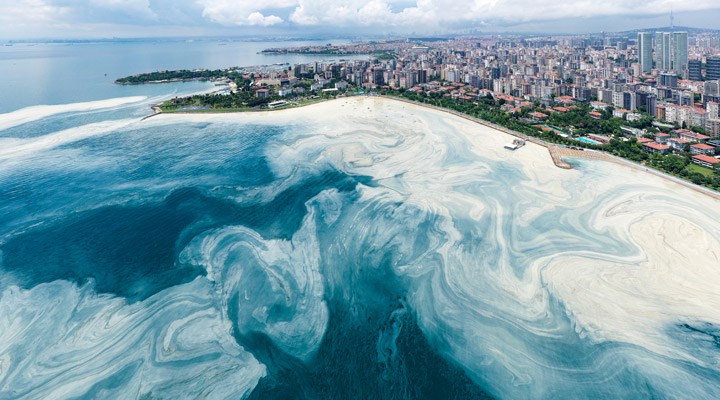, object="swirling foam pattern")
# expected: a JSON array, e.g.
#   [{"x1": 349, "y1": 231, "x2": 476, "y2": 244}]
[{"x1": 1, "y1": 96, "x2": 719, "y2": 399}]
